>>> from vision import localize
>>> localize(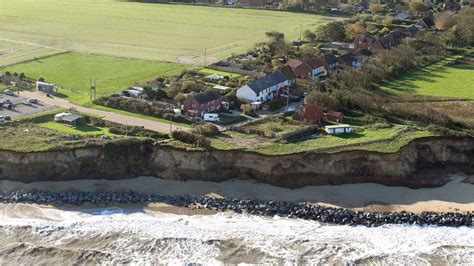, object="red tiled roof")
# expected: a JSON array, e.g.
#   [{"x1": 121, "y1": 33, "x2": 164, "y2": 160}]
[
  {"x1": 306, "y1": 57, "x2": 326, "y2": 69},
  {"x1": 304, "y1": 104, "x2": 325, "y2": 123}
]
